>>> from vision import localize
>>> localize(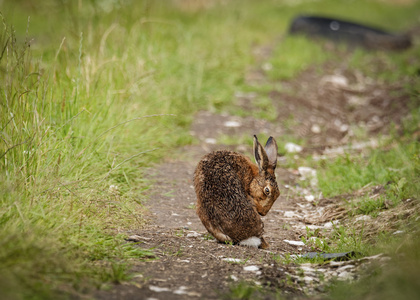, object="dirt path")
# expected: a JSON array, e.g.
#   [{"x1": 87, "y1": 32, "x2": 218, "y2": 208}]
[
  {"x1": 94, "y1": 125, "x2": 390, "y2": 299},
  {"x1": 95, "y1": 143, "x2": 317, "y2": 299},
  {"x1": 95, "y1": 47, "x2": 415, "y2": 299}
]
